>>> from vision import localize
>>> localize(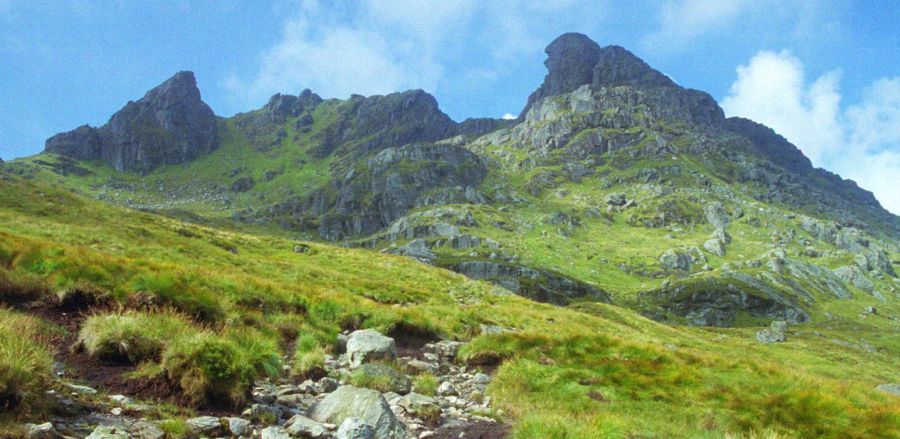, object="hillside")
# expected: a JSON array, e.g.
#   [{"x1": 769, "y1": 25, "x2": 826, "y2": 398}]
[{"x1": 1, "y1": 32, "x2": 899, "y2": 438}]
